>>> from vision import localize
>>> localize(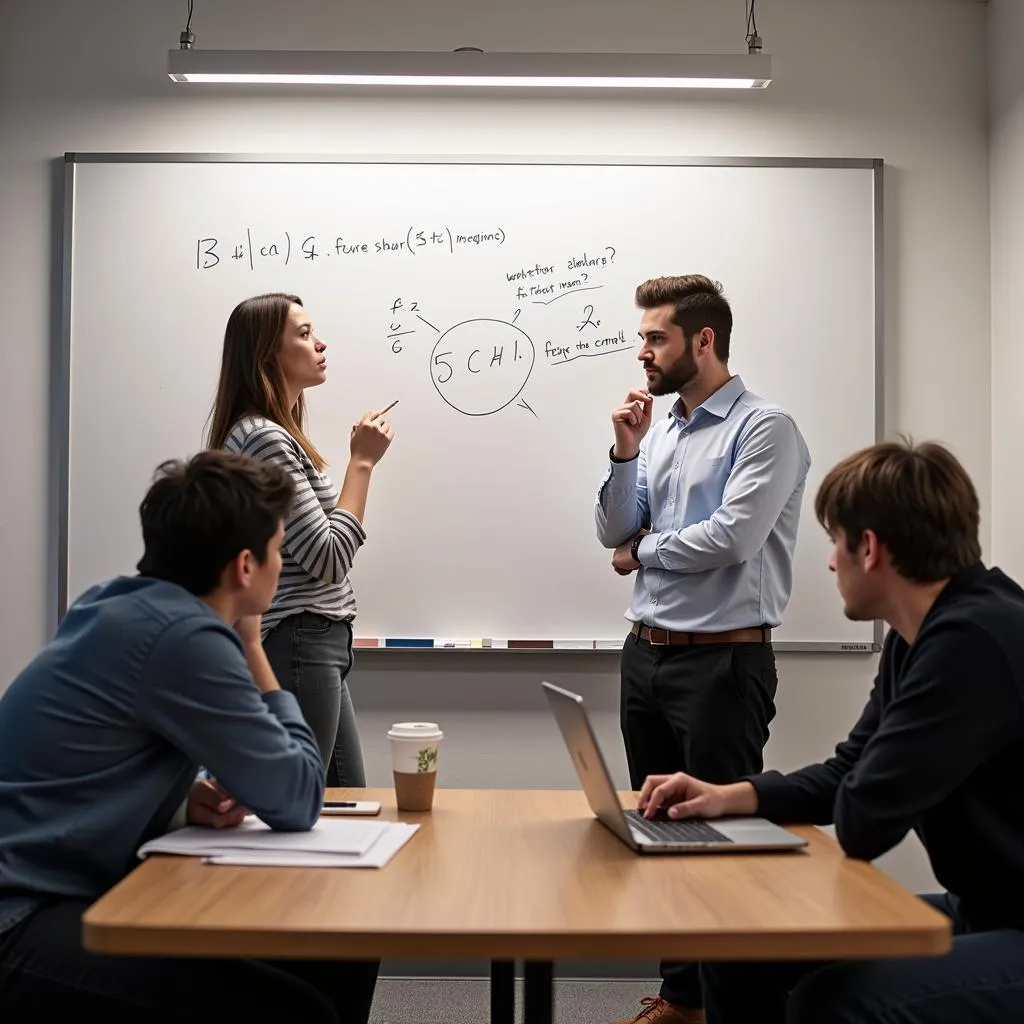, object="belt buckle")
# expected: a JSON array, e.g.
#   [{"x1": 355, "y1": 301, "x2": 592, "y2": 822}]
[{"x1": 647, "y1": 627, "x2": 668, "y2": 646}]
